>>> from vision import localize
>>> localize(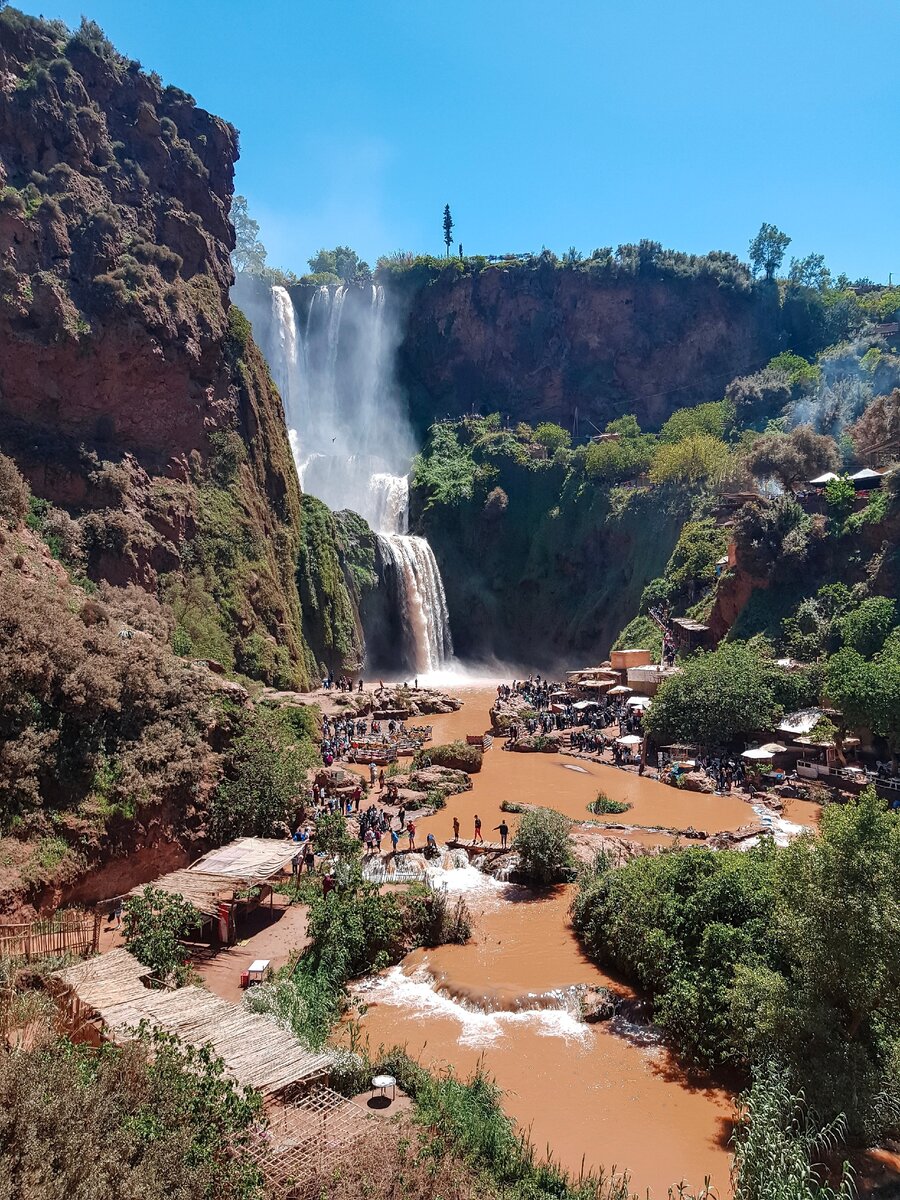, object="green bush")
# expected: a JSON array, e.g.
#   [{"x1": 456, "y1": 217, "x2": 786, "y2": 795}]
[
  {"x1": 123, "y1": 885, "x2": 202, "y2": 986},
  {"x1": 416, "y1": 741, "x2": 483, "y2": 773},
  {"x1": 512, "y1": 808, "x2": 574, "y2": 885},
  {"x1": 588, "y1": 793, "x2": 631, "y2": 816},
  {"x1": 209, "y1": 706, "x2": 317, "y2": 843}
]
